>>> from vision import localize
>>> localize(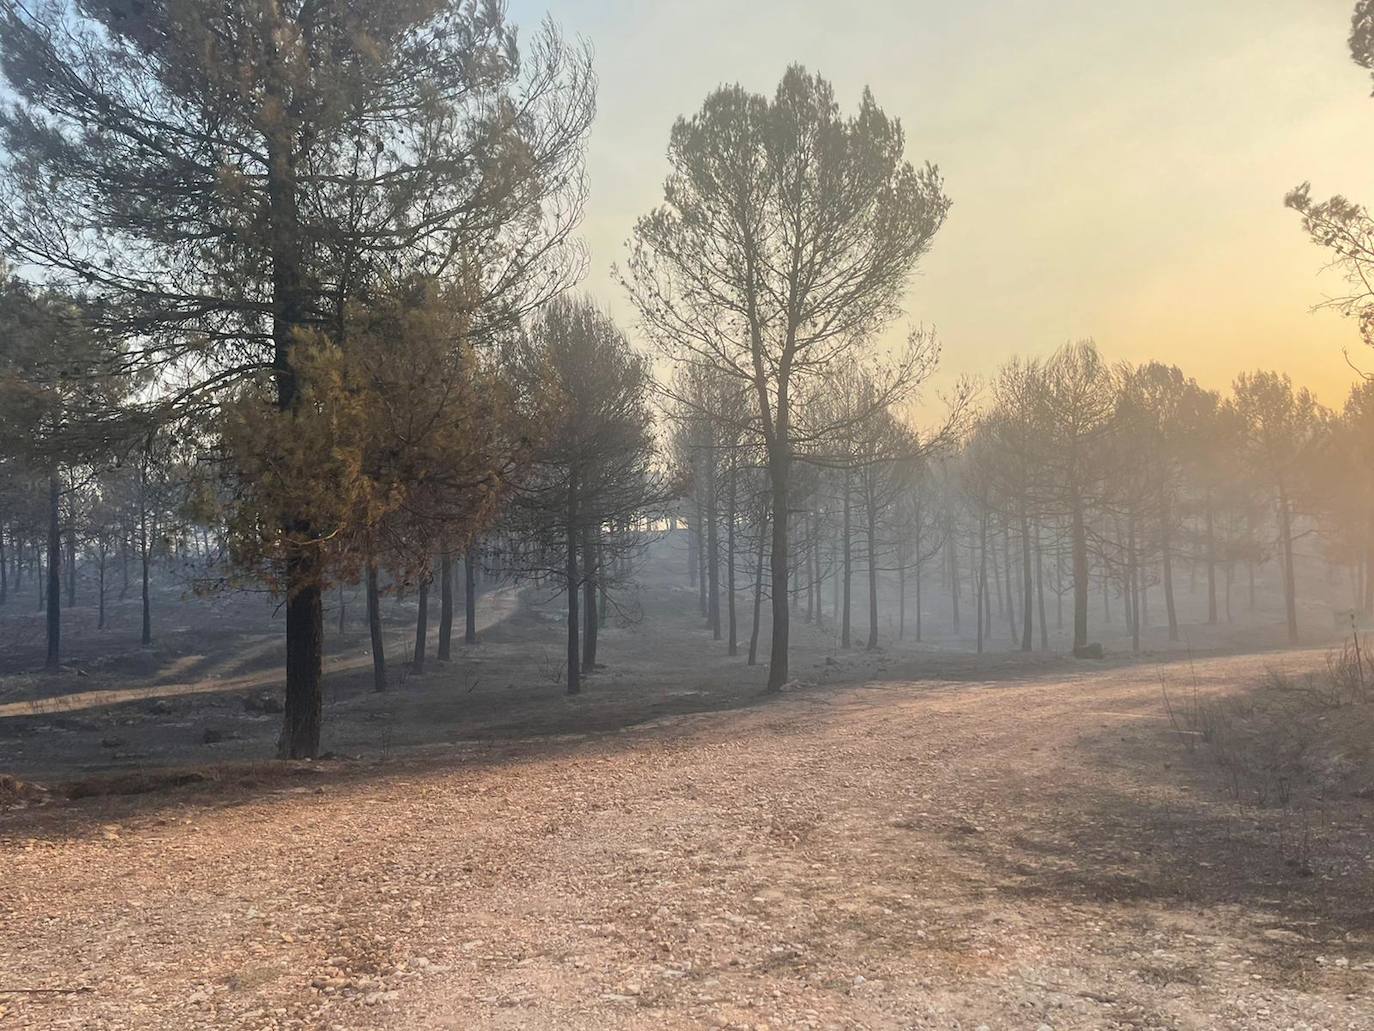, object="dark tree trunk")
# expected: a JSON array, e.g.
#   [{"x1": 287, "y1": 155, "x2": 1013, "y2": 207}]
[
  {"x1": 1002, "y1": 525, "x2": 1016, "y2": 643},
  {"x1": 464, "y1": 543, "x2": 478, "y2": 645},
  {"x1": 64, "y1": 526, "x2": 75, "y2": 608},
  {"x1": 437, "y1": 548, "x2": 454, "y2": 662},
  {"x1": 991, "y1": 526, "x2": 1004, "y2": 619},
  {"x1": 686, "y1": 507, "x2": 698, "y2": 586},
  {"x1": 268, "y1": 114, "x2": 325, "y2": 760},
  {"x1": 1034, "y1": 522, "x2": 1048, "y2": 650},
  {"x1": 707, "y1": 447, "x2": 720, "y2": 638},
  {"x1": 805, "y1": 512, "x2": 815, "y2": 624},
  {"x1": 281, "y1": 578, "x2": 323, "y2": 758},
  {"x1": 976, "y1": 514, "x2": 988, "y2": 654},
  {"x1": 366, "y1": 560, "x2": 386, "y2": 692},
  {"x1": 1071, "y1": 494, "x2": 1090, "y2": 653},
  {"x1": 1020, "y1": 514, "x2": 1033, "y2": 652},
  {"x1": 1205, "y1": 496, "x2": 1218, "y2": 625},
  {"x1": 766, "y1": 448, "x2": 790, "y2": 692},
  {"x1": 412, "y1": 566, "x2": 430, "y2": 672},
  {"x1": 727, "y1": 458, "x2": 738, "y2": 655},
  {"x1": 97, "y1": 547, "x2": 106, "y2": 630},
  {"x1": 1278, "y1": 488, "x2": 1299, "y2": 644},
  {"x1": 45, "y1": 470, "x2": 60, "y2": 671},
  {"x1": 915, "y1": 554, "x2": 924, "y2": 643},
  {"x1": 695, "y1": 494, "x2": 707, "y2": 617},
  {"x1": 831, "y1": 536, "x2": 840, "y2": 625},
  {"x1": 841, "y1": 469, "x2": 852, "y2": 649},
  {"x1": 948, "y1": 517, "x2": 960, "y2": 634},
  {"x1": 582, "y1": 530, "x2": 598, "y2": 673},
  {"x1": 1128, "y1": 518, "x2": 1141, "y2": 654},
  {"x1": 139, "y1": 467, "x2": 151, "y2": 647},
  {"x1": 748, "y1": 498, "x2": 769, "y2": 666},
  {"x1": 898, "y1": 552, "x2": 906, "y2": 641},
  {"x1": 1161, "y1": 501, "x2": 1179, "y2": 642},
  {"x1": 865, "y1": 489, "x2": 879, "y2": 651},
  {"x1": 566, "y1": 477, "x2": 581, "y2": 695}
]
